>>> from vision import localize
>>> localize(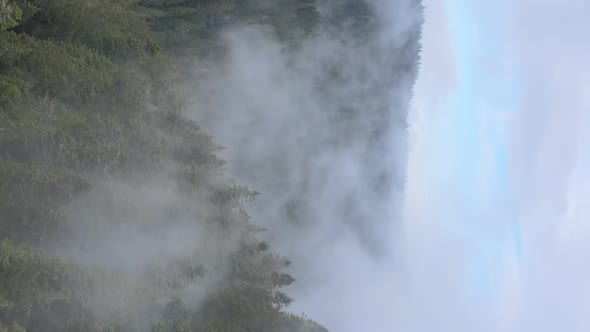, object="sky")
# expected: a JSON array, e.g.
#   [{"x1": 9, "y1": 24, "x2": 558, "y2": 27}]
[{"x1": 405, "y1": 0, "x2": 590, "y2": 330}]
